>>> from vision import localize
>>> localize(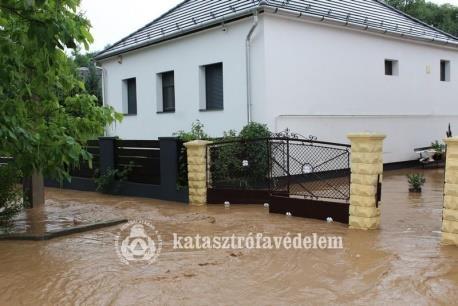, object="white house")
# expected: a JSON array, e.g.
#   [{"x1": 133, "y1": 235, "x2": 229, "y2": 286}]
[{"x1": 95, "y1": 0, "x2": 458, "y2": 163}]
